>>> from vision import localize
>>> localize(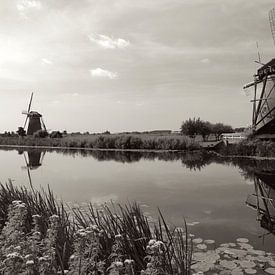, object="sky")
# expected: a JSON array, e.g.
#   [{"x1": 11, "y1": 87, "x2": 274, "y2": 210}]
[{"x1": 0, "y1": 0, "x2": 275, "y2": 133}]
